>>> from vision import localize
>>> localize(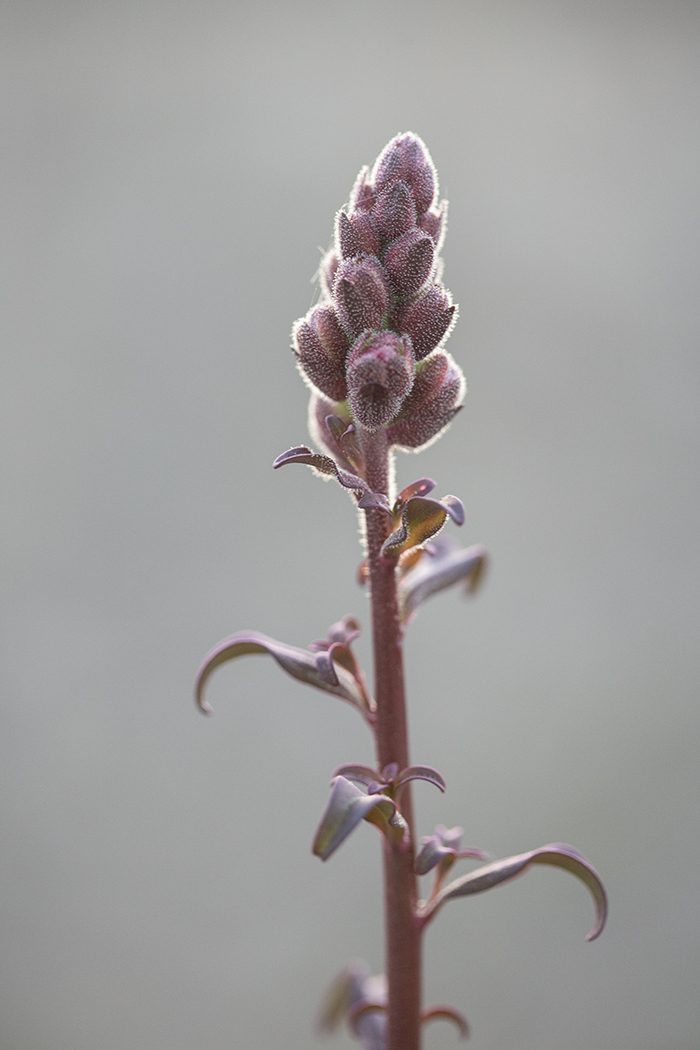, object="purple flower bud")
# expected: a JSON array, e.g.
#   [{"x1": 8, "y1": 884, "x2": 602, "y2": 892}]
[
  {"x1": 395, "y1": 285, "x2": 456, "y2": 360},
  {"x1": 371, "y1": 182, "x2": 417, "y2": 243},
  {"x1": 386, "y1": 351, "x2": 465, "y2": 450},
  {"x1": 336, "y1": 210, "x2": 380, "y2": 259},
  {"x1": 420, "y1": 200, "x2": 447, "y2": 251},
  {"x1": 373, "y1": 133, "x2": 437, "y2": 216},
  {"x1": 384, "y1": 230, "x2": 434, "y2": 299},
  {"x1": 293, "y1": 305, "x2": 350, "y2": 401},
  {"x1": 346, "y1": 331, "x2": 414, "y2": 432},
  {"x1": 333, "y1": 256, "x2": 391, "y2": 339},
  {"x1": 319, "y1": 248, "x2": 340, "y2": 300},
  {"x1": 349, "y1": 165, "x2": 376, "y2": 213}
]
